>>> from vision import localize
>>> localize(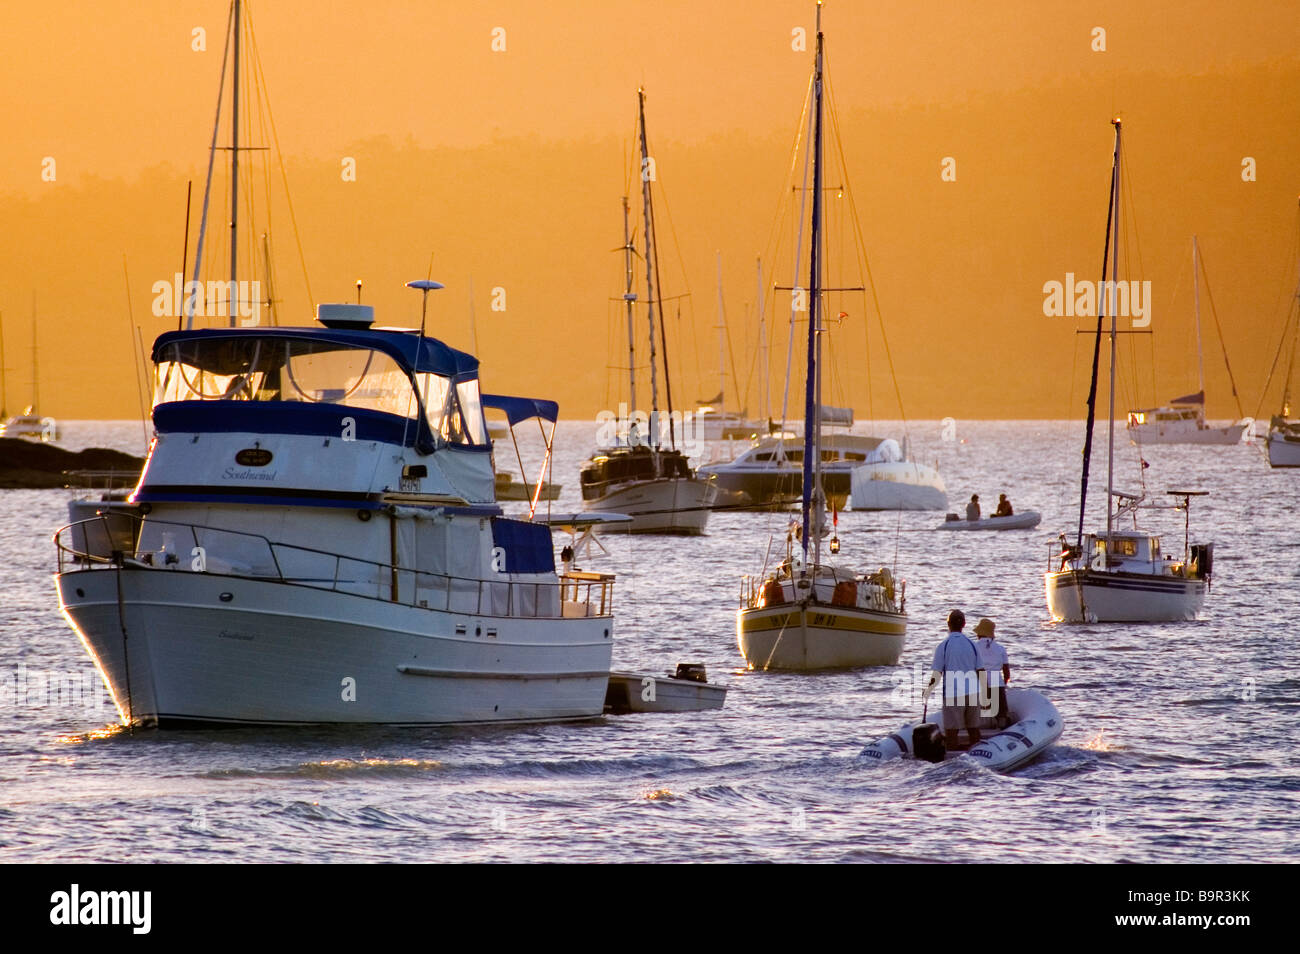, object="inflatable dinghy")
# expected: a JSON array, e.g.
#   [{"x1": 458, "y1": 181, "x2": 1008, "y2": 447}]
[
  {"x1": 937, "y1": 511, "x2": 1041, "y2": 531},
  {"x1": 860, "y1": 688, "x2": 1063, "y2": 773}
]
